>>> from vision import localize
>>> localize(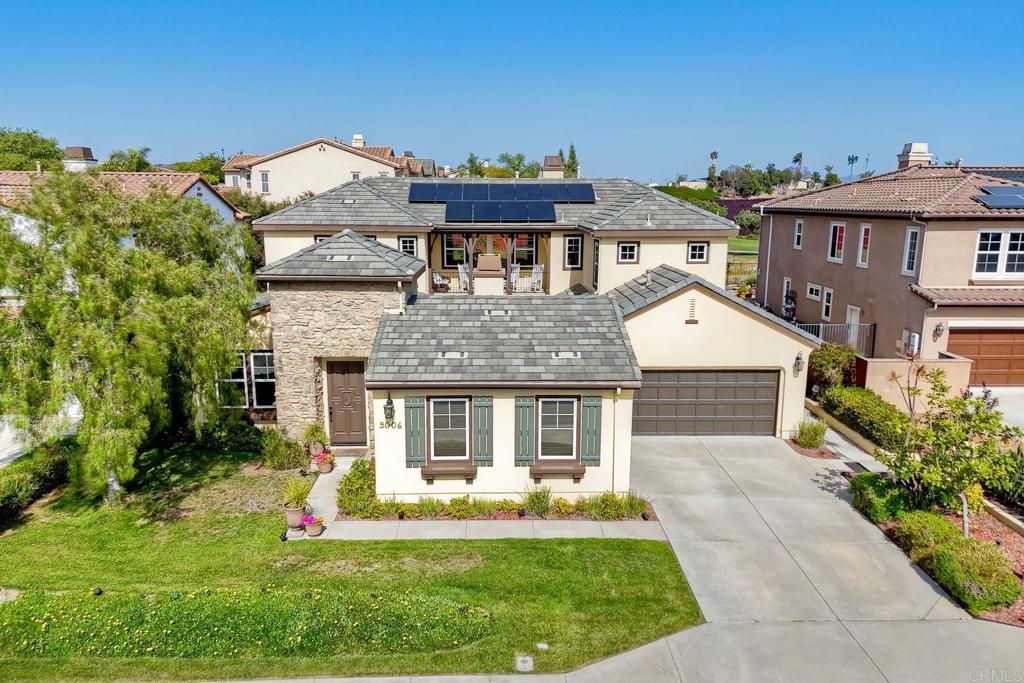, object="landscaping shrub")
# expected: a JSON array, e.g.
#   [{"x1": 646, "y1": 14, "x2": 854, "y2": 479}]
[
  {"x1": 550, "y1": 497, "x2": 575, "y2": 517},
  {"x1": 521, "y1": 486, "x2": 552, "y2": 518},
  {"x1": 849, "y1": 472, "x2": 911, "y2": 523},
  {"x1": 336, "y1": 459, "x2": 381, "y2": 518},
  {"x1": 280, "y1": 478, "x2": 312, "y2": 510},
  {"x1": 987, "y1": 445, "x2": 1024, "y2": 506},
  {"x1": 623, "y1": 490, "x2": 649, "y2": 517},
  {"x1": 495, "y1": 498, "x2": 520, "y2": 514},
  {"x1": 197, "y1": 420, "x2": 263, "y2": 454},
  {"x1": 733, "y1": 210, "x2": 761, "y2": 235},
  {"x1": 0, "y1": 588, "x2": 491, "y2": 658},
  {"x1": 261, "y1": 430, "x2": 307, "y2": 470},
  {"x1": 444, "y1": 495, "x2": 474, "y2": 519},
  {"x1": 809, "y1": 343, "x2": 857, "y2": 393},
  {"x1": 795, "y1": 419, "x2": 827, "y2": 449},
  {"x1": 821, "y1": 386, "x2": 909, "y2": 451},
  {"x1": 301, "y1": 423, "x2": 329, "y2": 449},
  {"x1": 892, "y1": 511, "x2": 962, "y2": 562},
  {"x1": 417, "y1": 496, "x2": 444, "y2": 519},
  {"x1": 0, "y1": 443, "x2": 71, "y2": 527},
  {"x1": 469, "y1": 497, "x2": 498, "y2": 517},
  {"x1": 576, "y1": 492, "x2": 627, "y2": 521},
  {"x1": 379, "y1": 496, "x2": 404, "y2": 518},
  {"x1": 931, "y1": 538, "x2": 1021, "y2": 615}
]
